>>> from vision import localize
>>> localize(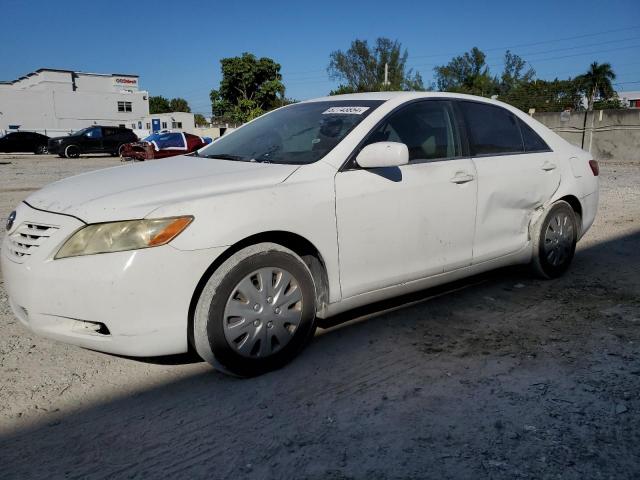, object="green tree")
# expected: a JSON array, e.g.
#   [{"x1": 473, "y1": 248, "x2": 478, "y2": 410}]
[
  {"x1": 593, "y1": 93, "x2": 625, "y2": 110},
  {"x1": 433, "y1": 47, "x2": 498, "y2": 96},
  {"x1": 575, "y1": 62, "x2": 617, "y2": 110},
  {"x1": 194, "y1": 113, "x2": 208, "y2": 127},
  {"x1": 500, "y1": 50, "x2": 535, "y2": 95},
  {"x1": 328, "y1": 38, "x2": 424, "y2": 94},
  {"x1": 209, "y1": 52, "x2": 285, "y2": 123},
  {"x1": 149, "y1": 95, "x2": 171, "y2": 114},
  {"x1": 169, "y1": 97, "x2": 191, "y2": 113},
  {"x1": 499, "y1": 78, "x2": 583, "y2": 112}
]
